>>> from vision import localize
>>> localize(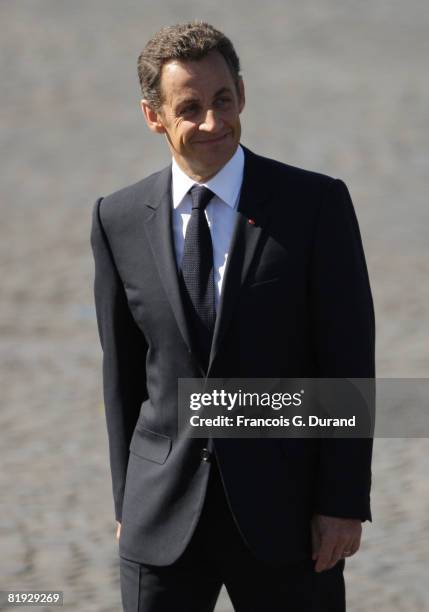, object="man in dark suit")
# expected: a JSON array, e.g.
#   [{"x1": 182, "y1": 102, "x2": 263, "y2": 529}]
[{"x1": 91, "y1": 21, "x2": 375, "y2": 612}]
